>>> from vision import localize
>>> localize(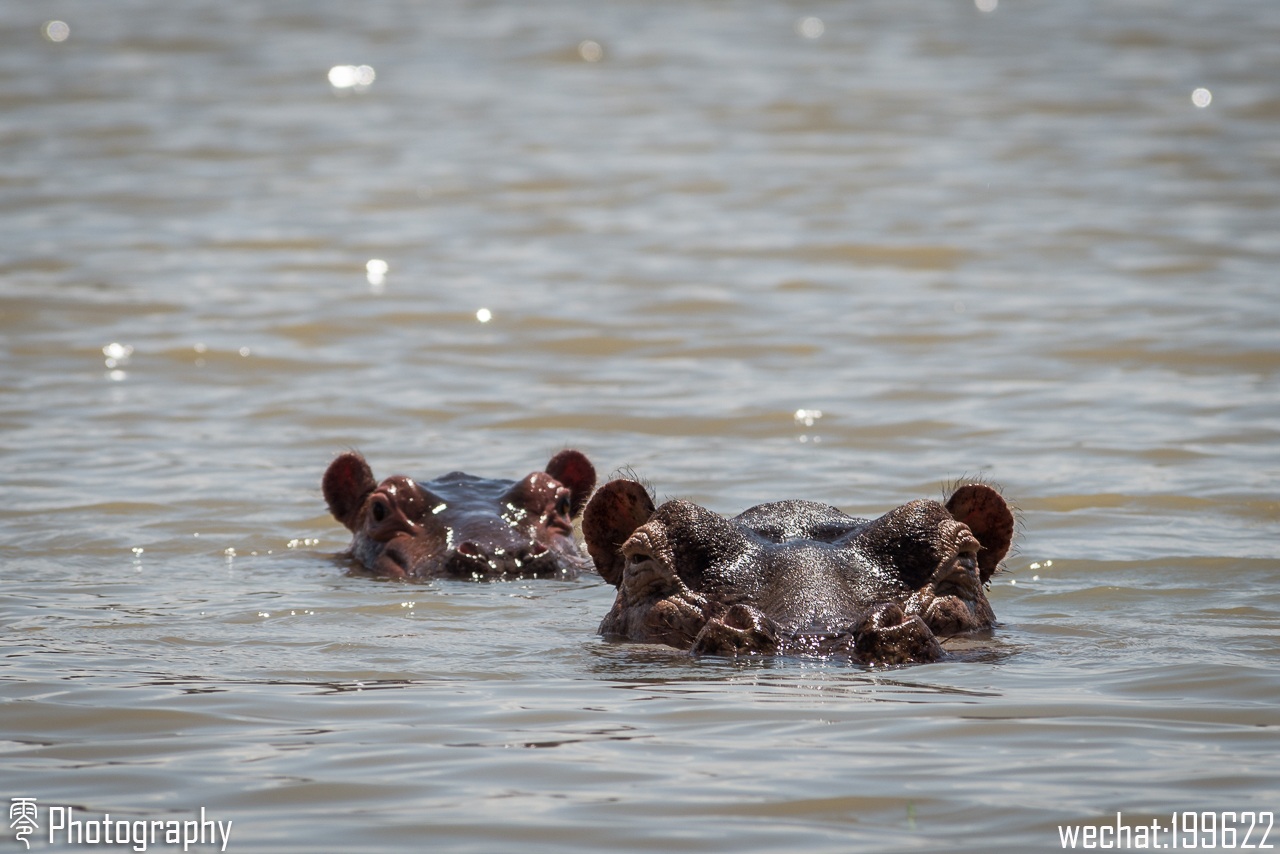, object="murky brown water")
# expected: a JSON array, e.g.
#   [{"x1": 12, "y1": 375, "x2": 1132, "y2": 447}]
[{"x1": 3, "y1": 1, "x2": 1278, "y2": 851}]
